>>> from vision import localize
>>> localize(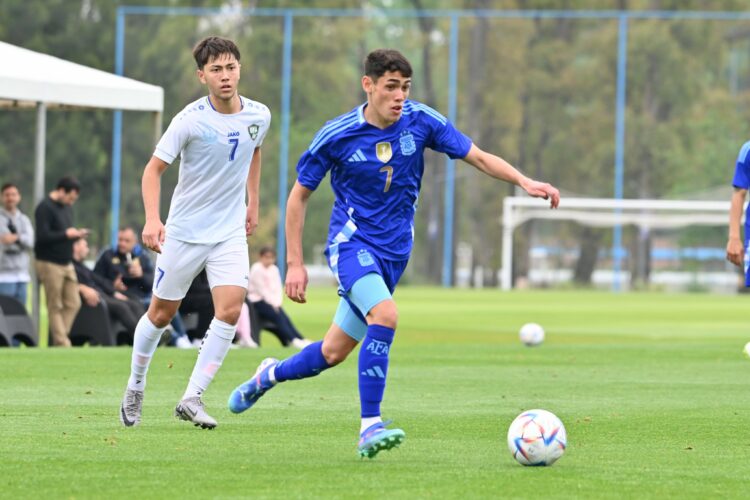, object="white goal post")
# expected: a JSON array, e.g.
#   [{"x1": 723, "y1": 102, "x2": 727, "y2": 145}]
[{"x1": 501, "y1": 197, "x2": 733, "y2": 290}]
